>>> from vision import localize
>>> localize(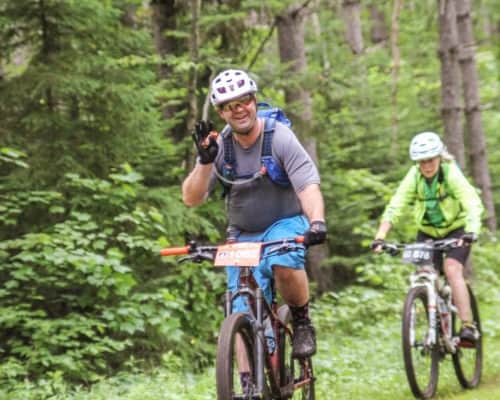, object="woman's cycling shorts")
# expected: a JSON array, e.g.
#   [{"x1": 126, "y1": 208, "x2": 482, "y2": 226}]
[{"x1": 417, "y1": 227, "x2": 470, "y2": 268}]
